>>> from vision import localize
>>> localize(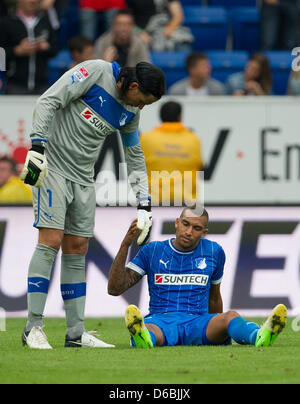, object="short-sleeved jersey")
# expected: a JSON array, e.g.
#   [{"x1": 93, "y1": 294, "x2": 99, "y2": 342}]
[{"x1": 127, "y1": 238, "x2": 225, "y2": 315}]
